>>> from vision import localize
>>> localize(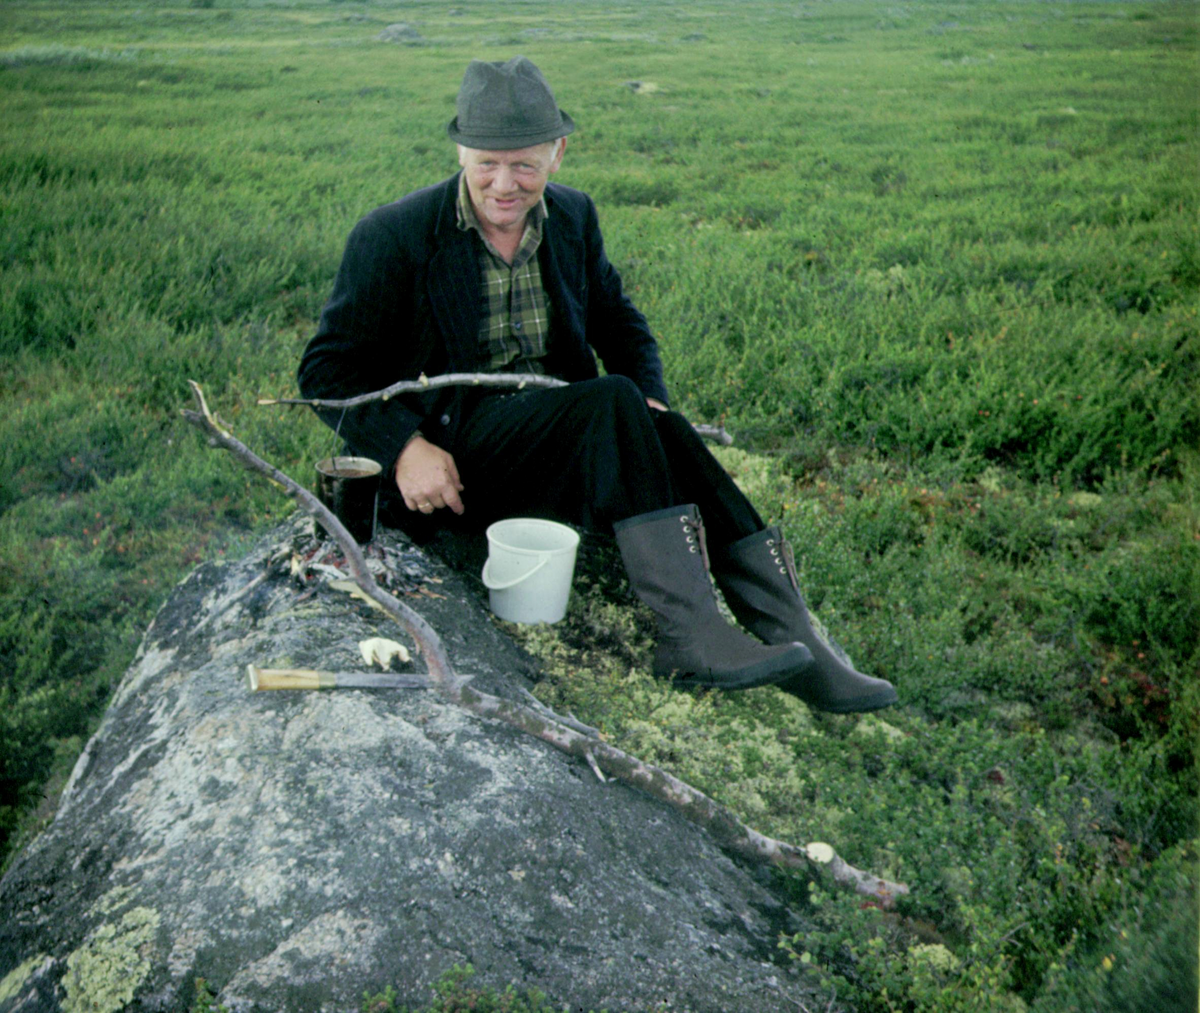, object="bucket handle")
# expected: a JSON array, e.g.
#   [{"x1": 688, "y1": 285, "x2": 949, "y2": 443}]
[{"x1": 481, "y1": 553, "x2": 550, "y2": 591}]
